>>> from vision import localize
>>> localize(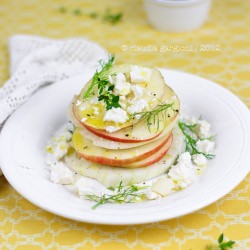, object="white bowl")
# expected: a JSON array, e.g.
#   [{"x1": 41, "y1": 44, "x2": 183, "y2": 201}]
[{"x1": 144, "y1": 0, "x2": 212, "y2": 32}]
